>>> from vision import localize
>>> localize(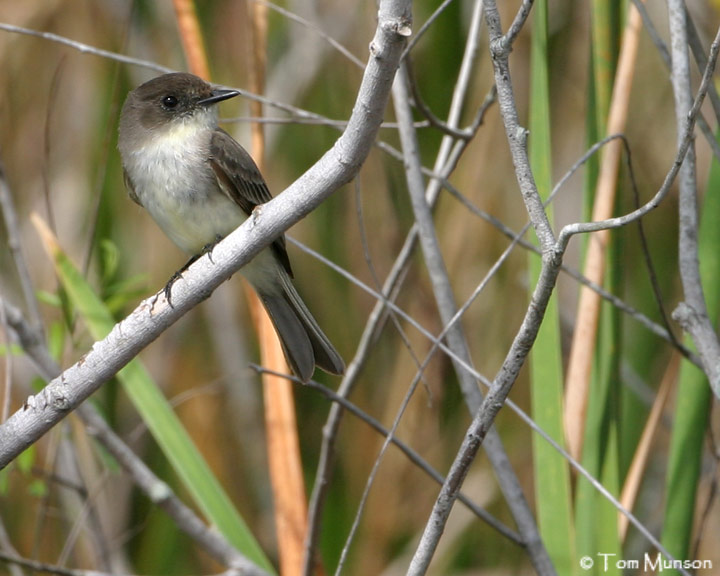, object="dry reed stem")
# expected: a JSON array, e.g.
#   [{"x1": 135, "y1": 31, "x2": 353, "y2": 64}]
[
  {"x1": 617, "y1": 353, "x2": 676, "y2": 541},
  {"x1": 172, "y1": 1, "x2": 308, "y2": 573},
  {"x1": 563, "y1": 3, "x2": 643, "y2": 462},
  {"x1": 172, "y1": 0, "x2": 210, "y2": 80},
  {"x1": 246, "y1": 3, "x2": 310, "y2": 575}
]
